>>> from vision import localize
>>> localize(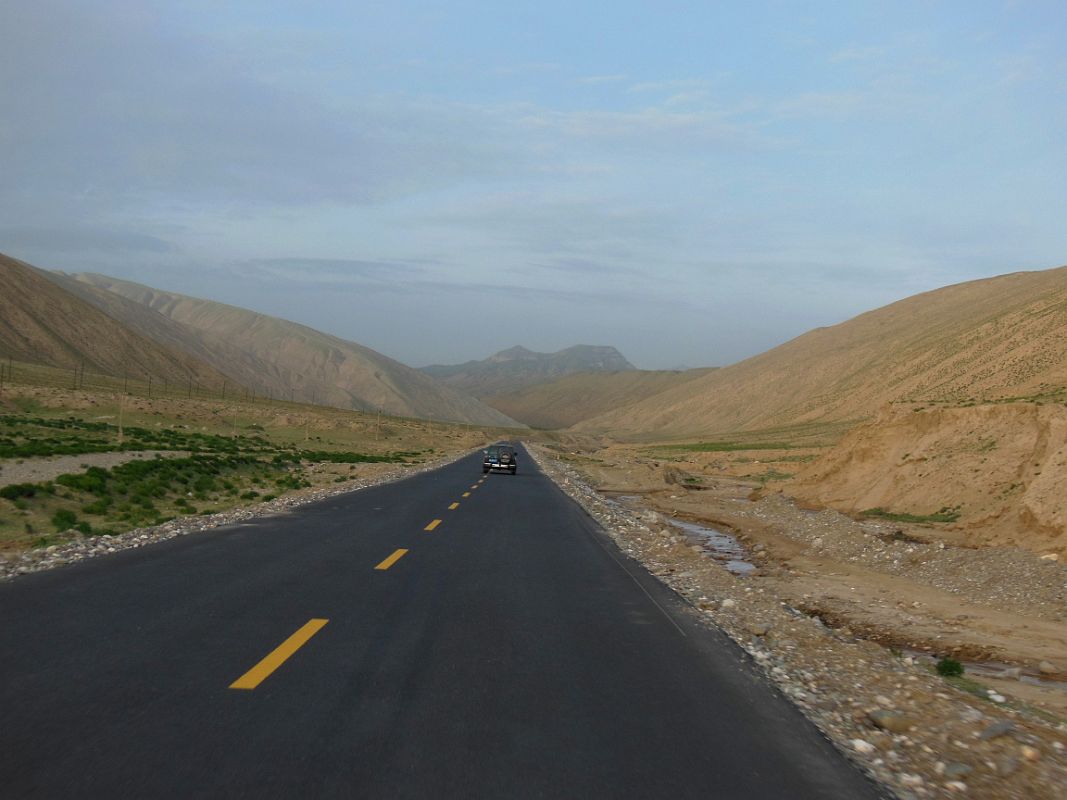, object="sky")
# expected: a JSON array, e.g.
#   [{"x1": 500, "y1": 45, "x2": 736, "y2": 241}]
[{"x1": 2, "y1": 1, "x2": 1065, "y2": 369}]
